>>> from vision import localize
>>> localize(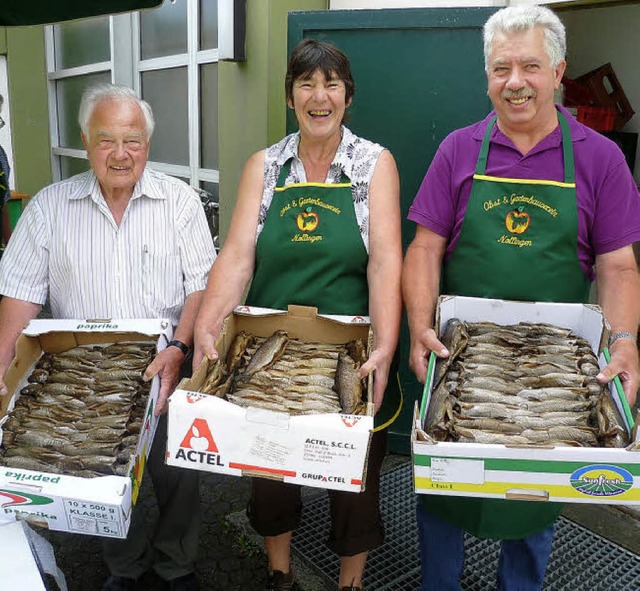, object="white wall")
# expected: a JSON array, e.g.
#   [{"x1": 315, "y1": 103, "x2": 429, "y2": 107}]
[
  {"x1": 0, "y1": 56, "x2": 15, "y2": 190},
  {"x1": 562, "y1": 4, "x2": 640, "y2": 183},
  {"x1": 329, "y1": 0, "x2": 585, "y2": 8}
]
